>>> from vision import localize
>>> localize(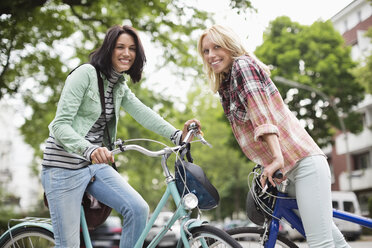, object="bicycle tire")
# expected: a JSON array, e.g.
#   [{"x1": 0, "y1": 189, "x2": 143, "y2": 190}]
[
  {"x1": 181, "y1": 225, "x2": 242, "y2": 248},
  {"x1": 0, "y1": 226, "x2": 55, "y2": 248},
  {"x1": 226, "y1": 227, "x2": 298, "y2": 248}
]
